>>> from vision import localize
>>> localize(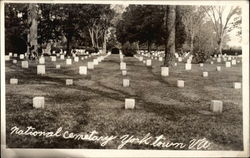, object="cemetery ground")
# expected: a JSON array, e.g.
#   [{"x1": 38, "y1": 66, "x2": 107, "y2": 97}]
[{"x1": 5, "y1": 54, "x2": 242, "y2": 150}]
